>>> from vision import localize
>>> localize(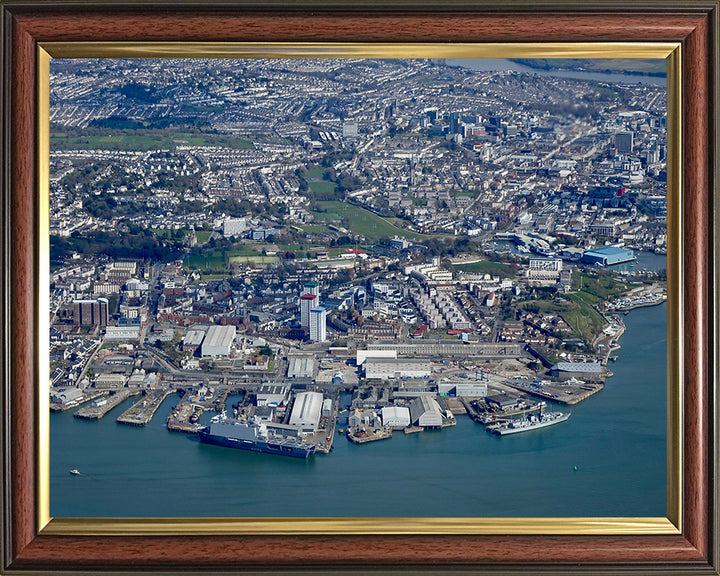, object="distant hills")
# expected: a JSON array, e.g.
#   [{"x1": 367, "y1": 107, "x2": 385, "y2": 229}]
[{"x1": 510, "y1": 59, "x2": 667, "y2": 77}]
